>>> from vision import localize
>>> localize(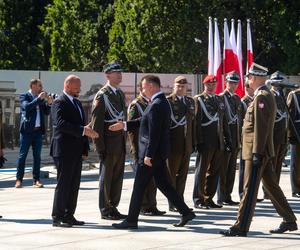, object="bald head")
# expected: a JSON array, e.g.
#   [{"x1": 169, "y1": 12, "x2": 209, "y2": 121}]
[{"x1": 64, "y1": 74, "x2": 81, "y2": 97}]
